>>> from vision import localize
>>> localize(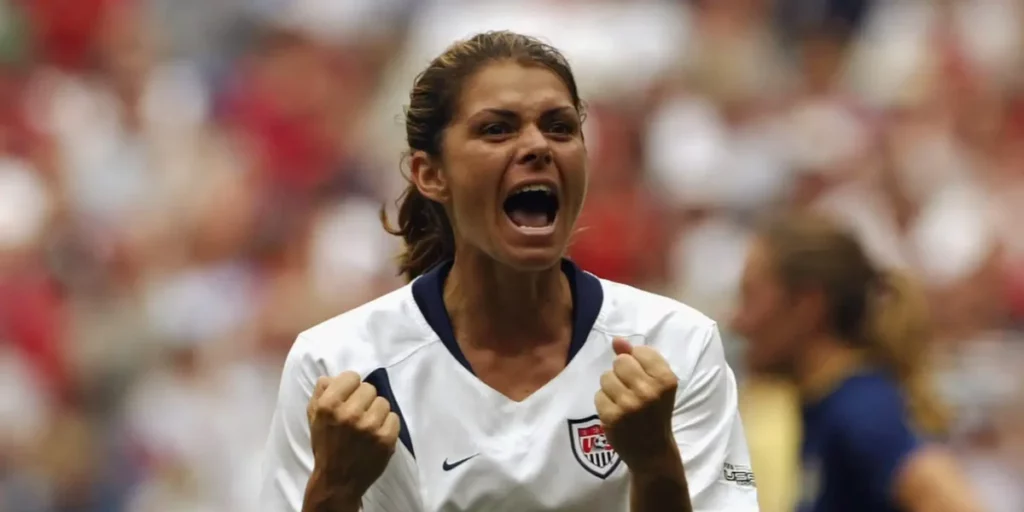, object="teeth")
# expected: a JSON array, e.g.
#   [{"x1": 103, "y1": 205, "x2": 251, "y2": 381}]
[{"x1": 512, "y1": 184, "x2": 554, "y2": 196}]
